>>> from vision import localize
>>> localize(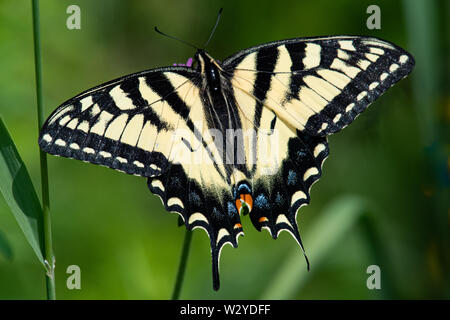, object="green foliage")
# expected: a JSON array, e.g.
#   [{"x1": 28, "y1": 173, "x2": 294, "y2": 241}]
[
  {"x1": 0, "y1": 230, "x2": 13, "y2": 261},
  {"x1": 0, "y1": 117, "x2": 45, "y2": 267},
  {"x1": 261, "y1": 195, "x2": 369, "y2": 299}
]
